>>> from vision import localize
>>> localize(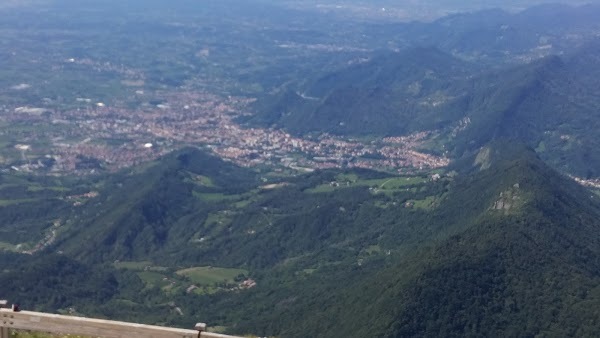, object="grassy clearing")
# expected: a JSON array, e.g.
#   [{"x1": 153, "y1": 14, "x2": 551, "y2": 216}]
[
  {"x1": 233, "y1": 199, "x2": 253, "y2": 208},
  {"x1": 184, "y1": 172, "x2": 216, "y2": 188},
  {"x1": 363, "y1": 245, "x2": 382, "y2": 255},
  {"x1": 115, "y1": 262, "x2": 180, "y2": 291},
  {"x1": 410, "y1": 195, "x2": 438, "y2": 210},
  {"x1": 306, "y1": 174, "x2": 428, "y2": 194},
  {"x1": 176, "y1": 266, "x2": 248, "y2": 286},
  {"x1": 0, "y1": 199, "x2": 37, "y2": 207},
  {"x1": 194, "y1": 189, "x2": 260, "y2": 209},
  {"x1": 301, "y1": 268, "x2": 317, "y2": 275},
  {"x1": 0, "y1": 241, "x2": 15, "y2": 251},
  {"x1": 233, "y1": 190, "x2": 261, "y2": 209},
  {"x1": 193, "y1": 192, "x2": 242, "y2": 202},
  {"x1": 536, "y1": 140, "x2": 546, "y2": 153},
  {"x1": 205, "y1": 212, "x2": 230, "y2": 224},
  {"x1": 136, "y1": 271, "x2": 172, "y2": 288},
  {"x1": 27, "y1": 185, "x2": 70, "y2": 192},
  {"x1": 202, "y1": 212, "x2": 232, "y2": 231},
  {"x1": 191, "y1": 285, "x2": 221, "y2": 296},
  {"x1": 191, "y1": 212, "x2": 234, "y2": 243}
]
